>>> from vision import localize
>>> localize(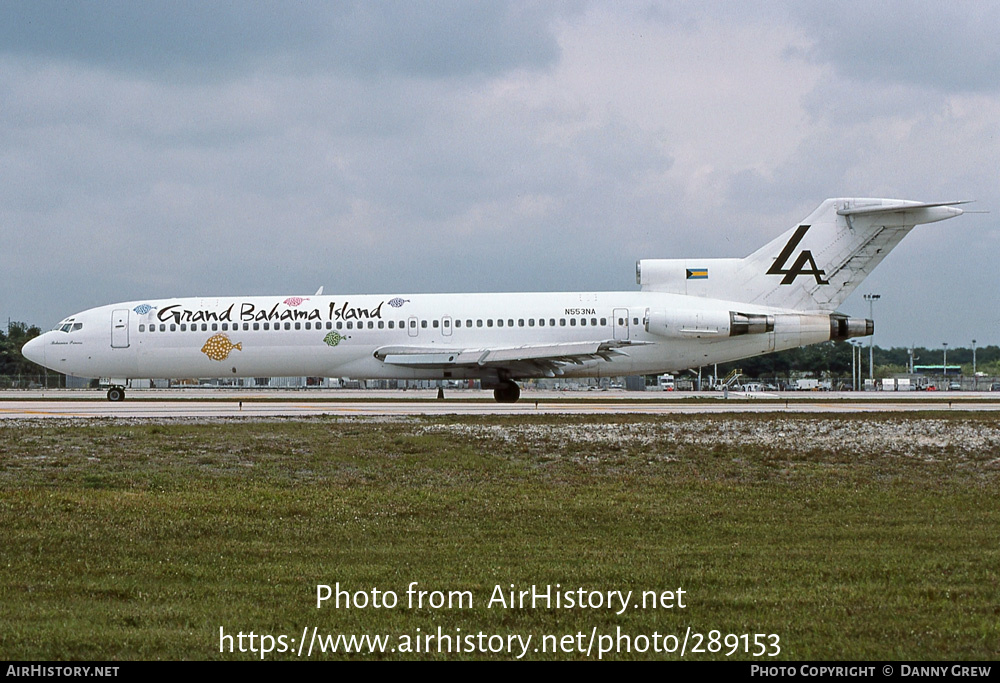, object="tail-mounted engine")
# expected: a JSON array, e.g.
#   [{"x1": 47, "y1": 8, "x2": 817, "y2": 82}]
[
  {"x1": 644, "y1": 309, "x2": 775, "y2": 339},
  {"x1": 829, "y1": 314, "x2": 873, "y2": 340}
]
